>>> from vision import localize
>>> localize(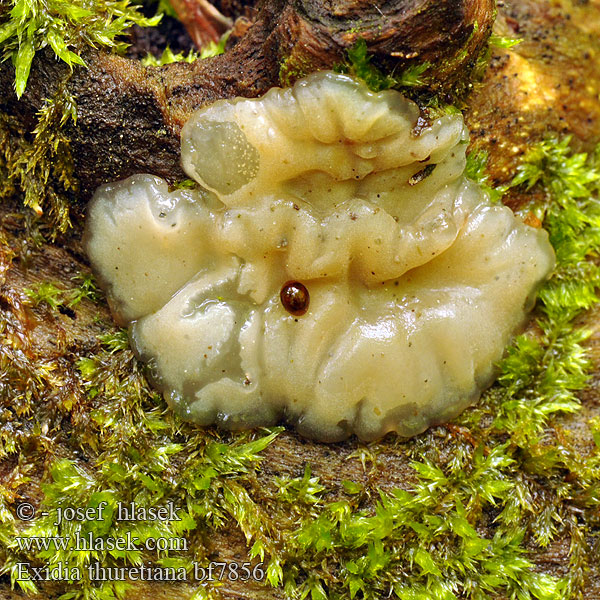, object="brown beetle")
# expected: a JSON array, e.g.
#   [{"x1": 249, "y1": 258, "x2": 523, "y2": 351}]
[{"x1": 280, "y1": 281, "x2": 310, "y2": 316}]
